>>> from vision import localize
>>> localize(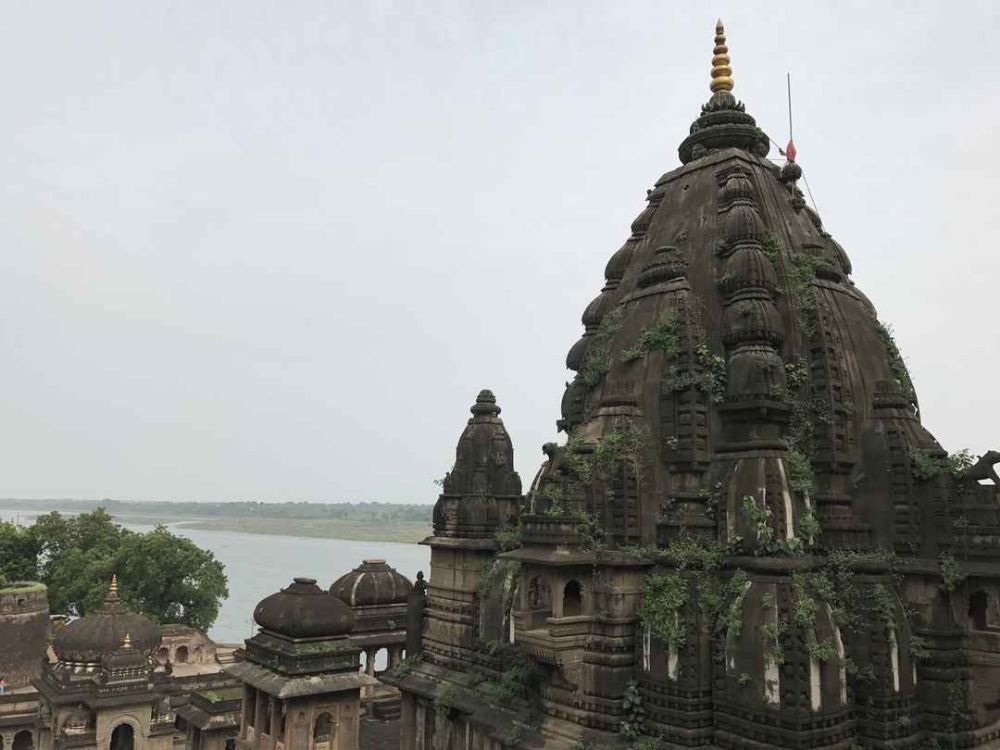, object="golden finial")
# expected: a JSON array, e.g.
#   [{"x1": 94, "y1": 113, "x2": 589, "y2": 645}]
[
  {"x1": 710, "y1": 19, "x2": 734, "y2": 94},
  {"x1": 110, "y1": 574, "x2": 118, "y2": 594},
  {"x1": 122, "y1": 632, "x2": 132, "y2": 649}
]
